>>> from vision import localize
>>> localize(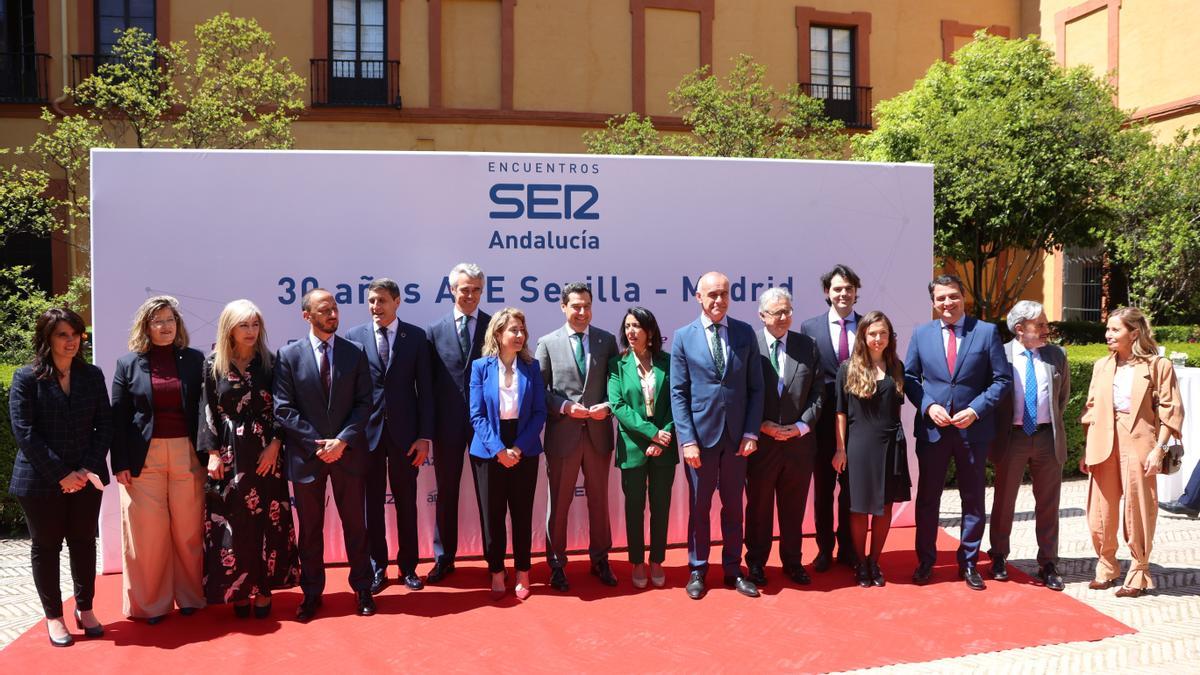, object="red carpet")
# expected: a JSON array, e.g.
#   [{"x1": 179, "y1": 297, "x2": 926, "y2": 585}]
[{"x1": 1, "y1": 528, "x2": 1131, "y2": 673}]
